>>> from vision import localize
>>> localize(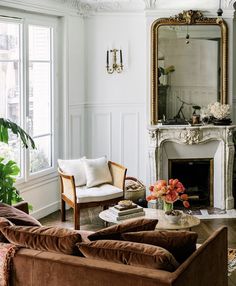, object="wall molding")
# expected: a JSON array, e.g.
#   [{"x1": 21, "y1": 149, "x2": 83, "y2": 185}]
[
  {"x1": 69, "y1": 113, "x2": 83, "y2": 158},
  {"x1": 91, "y1": 112, "x2": 112, "y2": 158},
  {"x1": 31, "y1": 200, "x2": 60, "y2": 219},
  {"x1": 84, "y1": 102, "x2": 145, "y2": 108},
  {"x1": 120, "y1": 111, "x2": 140, "y2": 175}
]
